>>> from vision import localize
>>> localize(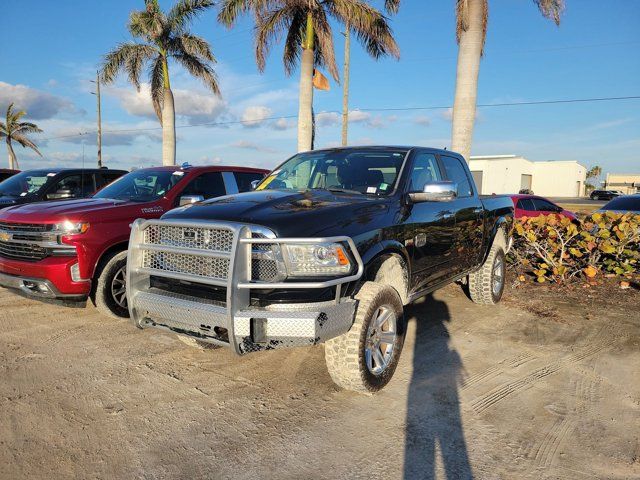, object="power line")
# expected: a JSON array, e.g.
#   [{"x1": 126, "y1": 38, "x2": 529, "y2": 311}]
[{"x1": 40, "y1": 95, "x2": 640, "y2": 141}]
